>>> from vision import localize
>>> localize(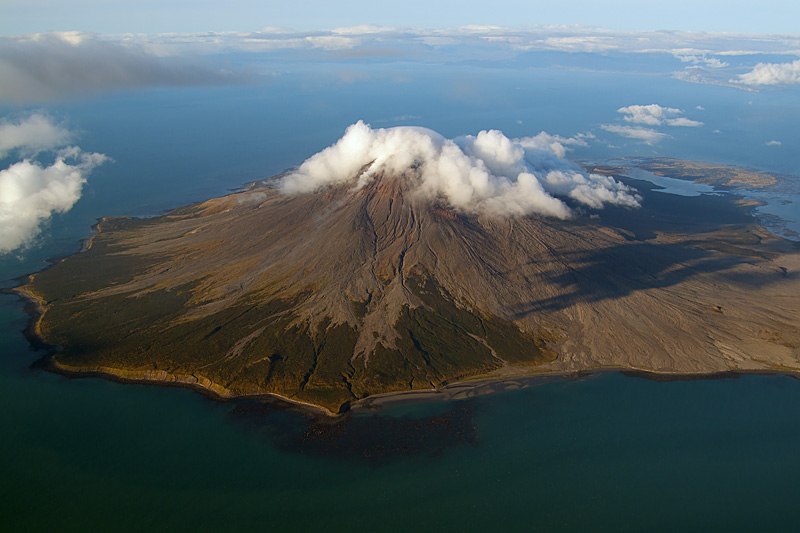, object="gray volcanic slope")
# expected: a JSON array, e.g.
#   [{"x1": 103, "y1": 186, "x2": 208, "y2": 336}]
[{"x1": 21, "y1": 167, "x2": 800, "y2": 413}]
